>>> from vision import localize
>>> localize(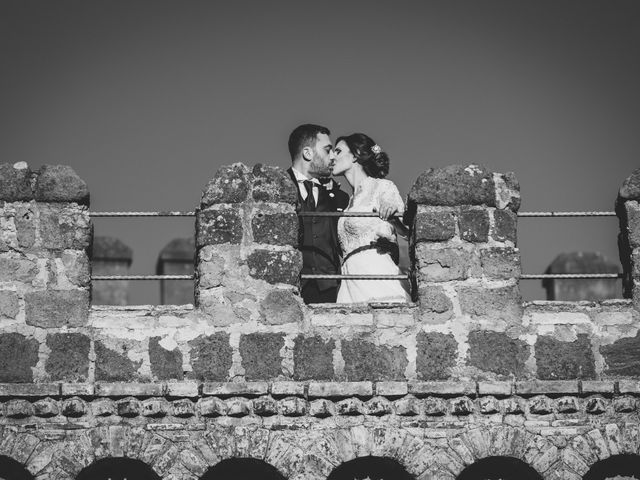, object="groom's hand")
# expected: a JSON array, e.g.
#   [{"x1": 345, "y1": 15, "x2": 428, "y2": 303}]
[{"x1": 374, "y1": 202, "x2": 399, "y2": 221}]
